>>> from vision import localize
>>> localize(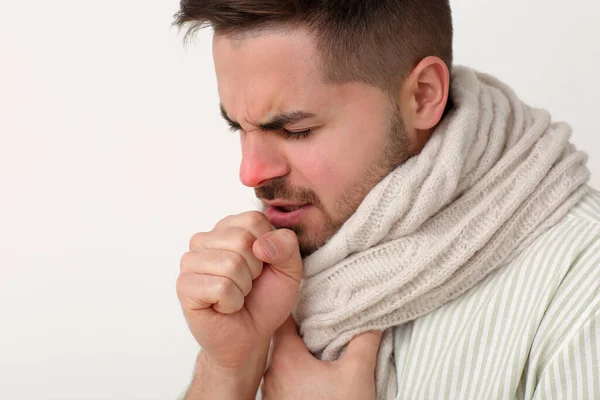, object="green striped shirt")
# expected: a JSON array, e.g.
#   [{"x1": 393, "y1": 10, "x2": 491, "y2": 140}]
[
  {"x1": 393, "y1": 186, "x2": 600, "y2": 399},
  {"x1": 179, "y1": 187, "x2": 600, "y2": 399}
]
